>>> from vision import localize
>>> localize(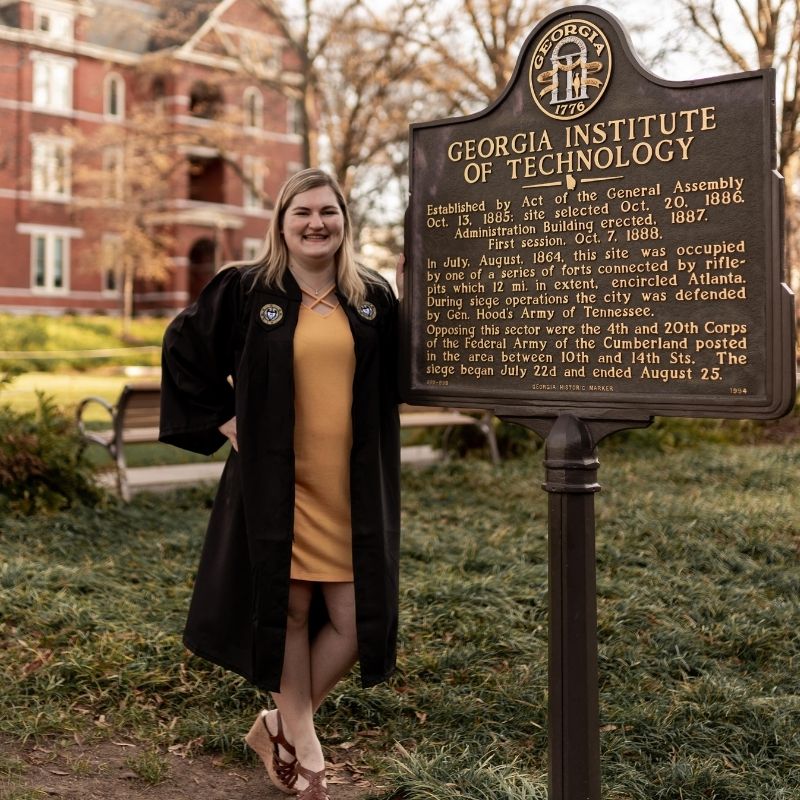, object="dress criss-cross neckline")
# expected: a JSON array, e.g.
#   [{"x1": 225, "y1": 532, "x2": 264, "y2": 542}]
[{"x1": 299, "y1": 283, "x2": 339, "y2": 317}]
